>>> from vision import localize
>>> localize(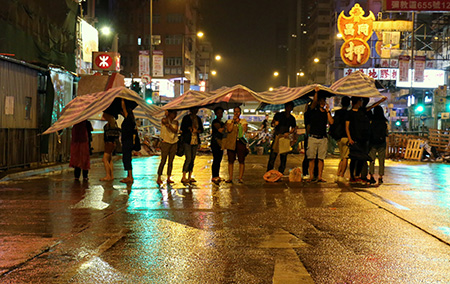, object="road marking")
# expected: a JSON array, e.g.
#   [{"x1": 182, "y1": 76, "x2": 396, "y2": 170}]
[
  {"x1": 259, "y1": 228, "x2": 314, "y2": 284},
  {"x1": 57, "y1": 228, "x2": 128, "y2": 282}
]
